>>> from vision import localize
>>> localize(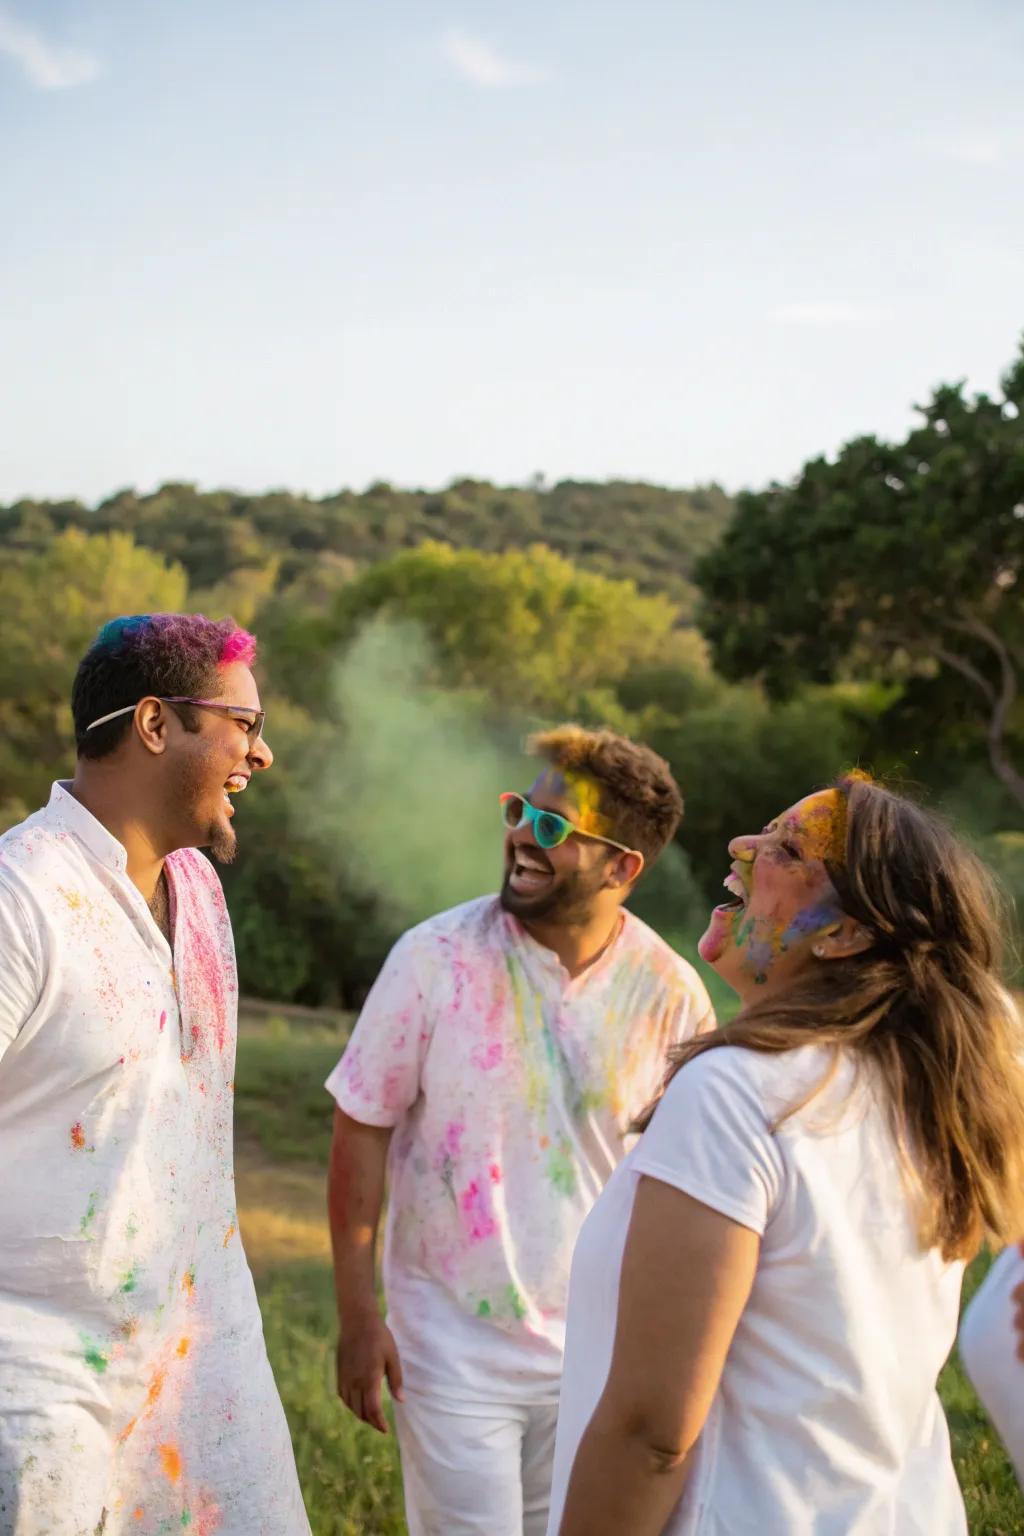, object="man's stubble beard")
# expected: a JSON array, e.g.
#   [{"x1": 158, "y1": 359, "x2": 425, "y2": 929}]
[
  {"x1": 174, "y1": 750, "x2": 238, "y2": 864},
  {"x1": 208, "y1": 822, "x2": 238, "y2": 864},
  {"x1": 499, "y1": 862, "x2": 607, "y2": 926}
]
